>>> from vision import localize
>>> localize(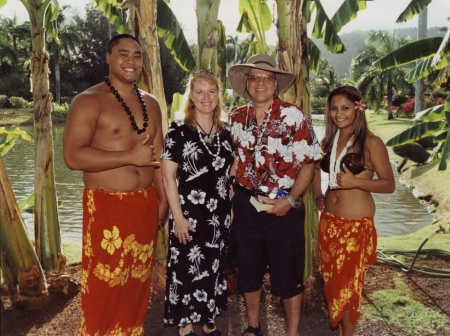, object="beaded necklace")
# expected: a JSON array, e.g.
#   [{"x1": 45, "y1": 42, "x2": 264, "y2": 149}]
[
  {"x1": 329, "y1": 129, "x2": 353, "y2": 187},
  {"x1": 244, "y1": 101, "x2": 273, "y2": 153},
  {"x1": 104, "y1": 76, "x2": 148, "y2": 134},
  {"x1": 197, "y1": 127, "x2": 221, "y2": 157}
]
